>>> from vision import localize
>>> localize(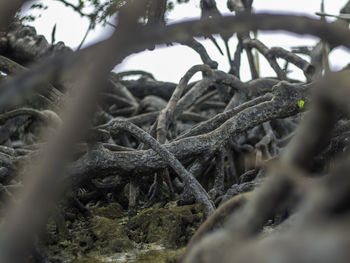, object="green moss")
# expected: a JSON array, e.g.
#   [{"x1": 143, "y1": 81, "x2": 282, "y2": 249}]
[
  {"x1": 44, "y1": 202, "x2": 204, "y2": 262},
  {"x1": 71, "y1": 257, "x2": 105, "y2": 263},
  {"x1": 128, "y1": 202, "x2": 204, "y2": 248},
  {"x1": 134, "y1": 247, "x2": 186, "y2": 263},
  {"x1": 90, "y1": 202, "x2": 124, "y2": 220},
  {"x1": 71, "y1": 247, "x2": 185, "y2": 263},
  {"x1": 91, "y1": 216, "x2": 134, "y2": 253}
]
